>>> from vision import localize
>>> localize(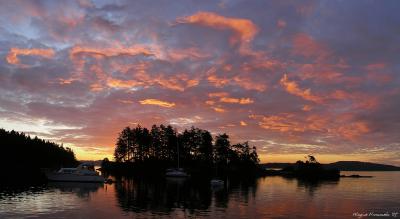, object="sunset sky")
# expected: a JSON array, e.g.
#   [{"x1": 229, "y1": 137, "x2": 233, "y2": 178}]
[{"x1": 0, "y1": 0, "x2": 399, "y2": 165}]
